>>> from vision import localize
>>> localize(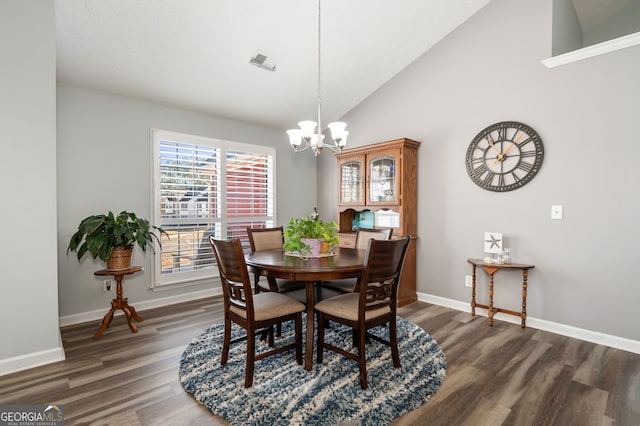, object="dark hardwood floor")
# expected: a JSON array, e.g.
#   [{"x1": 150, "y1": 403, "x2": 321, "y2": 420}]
[{"x1": 1, "y1": 297, "x2": 639, "y2": 425}]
